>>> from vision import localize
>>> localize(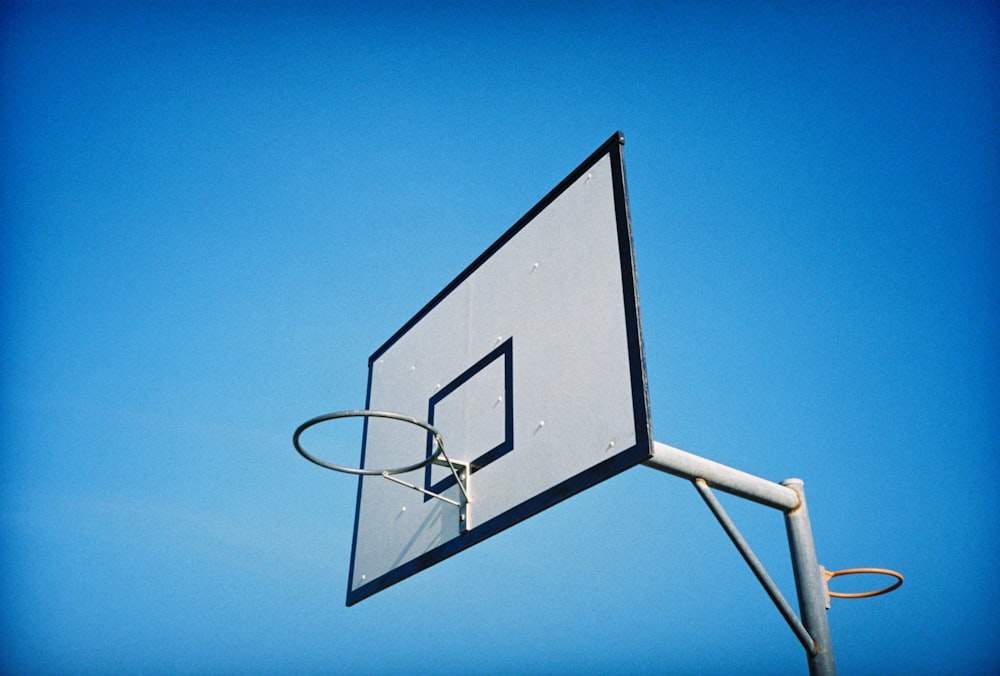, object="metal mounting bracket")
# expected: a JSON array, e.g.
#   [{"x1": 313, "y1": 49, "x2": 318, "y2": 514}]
[{"x1": 381, "y1": 456, "x2": 472, "y2": 533}]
